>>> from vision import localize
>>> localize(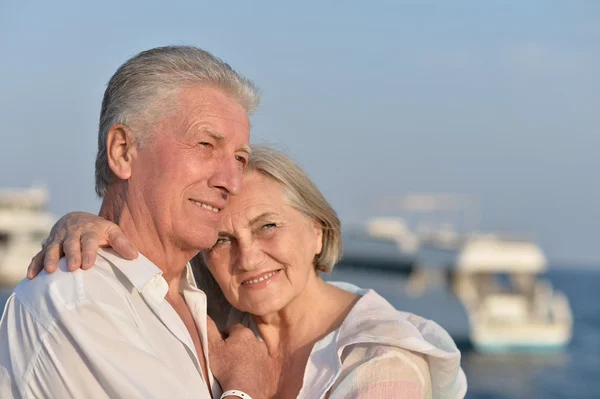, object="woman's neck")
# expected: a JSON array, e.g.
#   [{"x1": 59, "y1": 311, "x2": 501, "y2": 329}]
[
  {"x1": 250, "y1": 276, "x2": 359, "y2": 399},
  {"x1": 252, "y1": 275, "x2": 359, "y2": 355}
]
